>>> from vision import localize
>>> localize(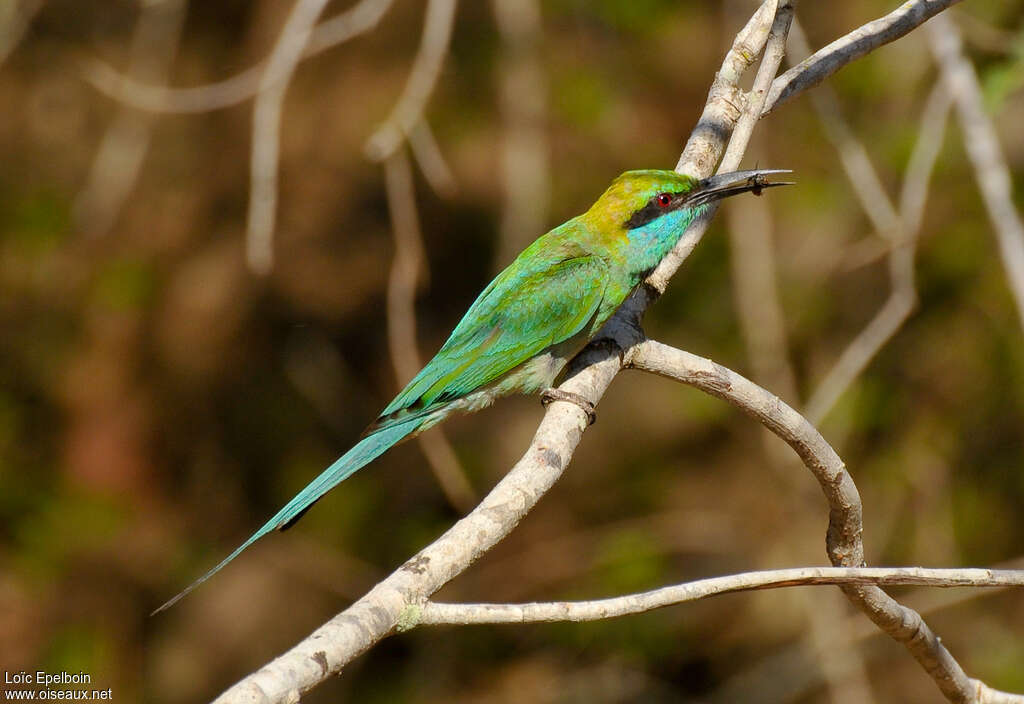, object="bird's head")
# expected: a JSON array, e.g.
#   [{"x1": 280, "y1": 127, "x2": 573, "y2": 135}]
[
  {"x1": 586, "y1": 168, "x2": 792, "y2": 233},
  {"x1": 580, "y1": 168, "x2": 791, "y2": 273}
]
